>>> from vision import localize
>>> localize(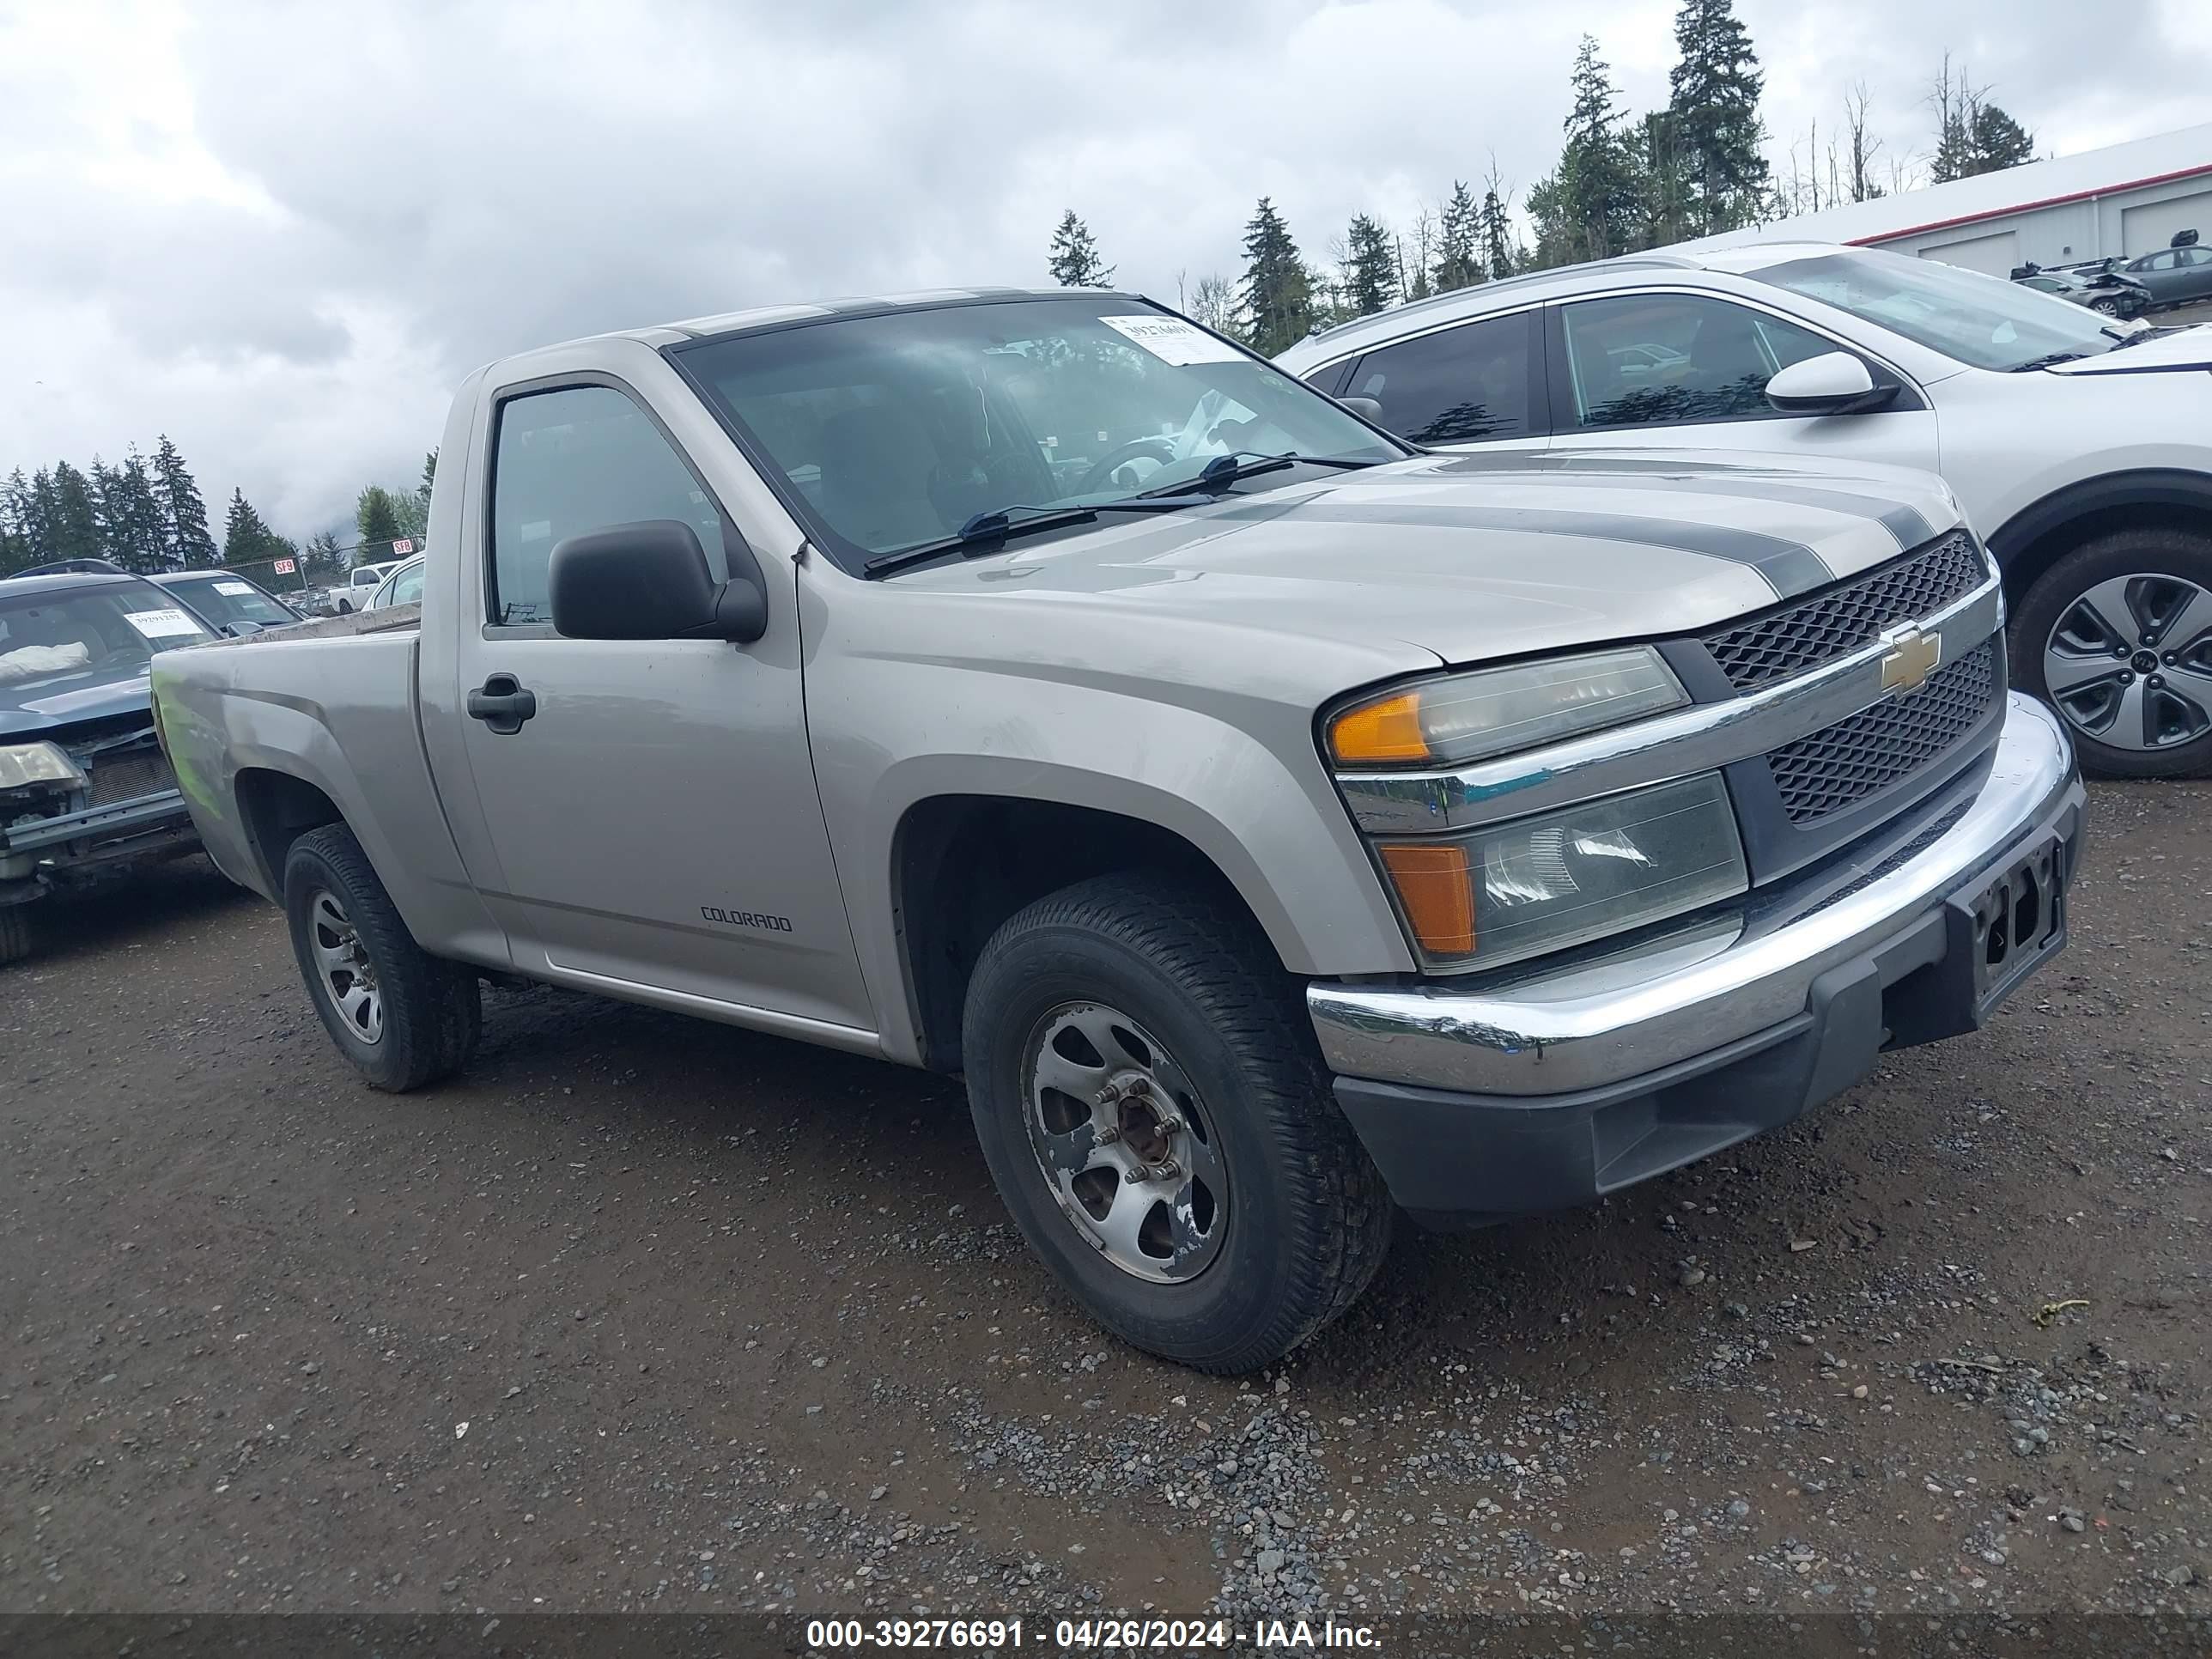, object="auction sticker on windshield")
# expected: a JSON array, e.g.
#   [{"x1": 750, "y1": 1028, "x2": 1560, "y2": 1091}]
[
  {"x1": 121, "y1": 607, "x2": 204, "y2": 639},
  {"x1": 1100, "y1": 313, "x2": 1246, "y2": 366},
  {"x1": 215, "y1": 580, "x2": 255, "y2": 597}
]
